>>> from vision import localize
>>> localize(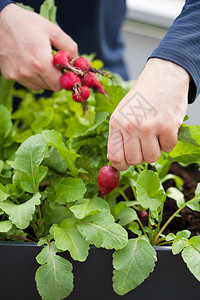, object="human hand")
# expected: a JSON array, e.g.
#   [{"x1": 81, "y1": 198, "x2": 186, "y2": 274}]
[
  {"x1": 0, "y1": 4, "x2": 78, "y2": 91},
  {"x1": 107, "y1": 58, "x2": 190, "y2": 171}
]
